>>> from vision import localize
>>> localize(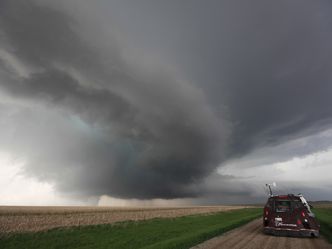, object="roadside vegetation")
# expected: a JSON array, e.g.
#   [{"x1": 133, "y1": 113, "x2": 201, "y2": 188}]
[
  {"x1": 0, "y1": 208, "x2": 261, "y2": 249},
  {"x1": 315, "y1": 208, "x2": 332, "y2": 244}
]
